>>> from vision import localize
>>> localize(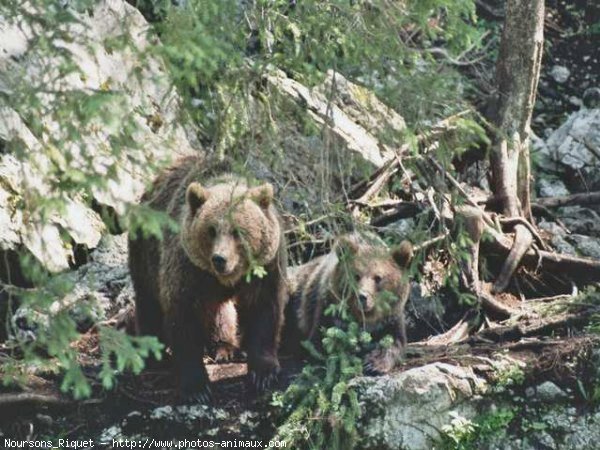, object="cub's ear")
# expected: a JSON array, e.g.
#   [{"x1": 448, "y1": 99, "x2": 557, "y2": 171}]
[
  {"x1": 392, "y1": 241, "x2": 413, "y2": 268},
  {"x1": 250, "y1": 183, "x2": 274, "y2": 209},
  {"x1": 186, "y1": 182, "x2": 209, "y2": 213},
  {"x1": 335, "y1": 234, "x2": 360, "y2": 260}
]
